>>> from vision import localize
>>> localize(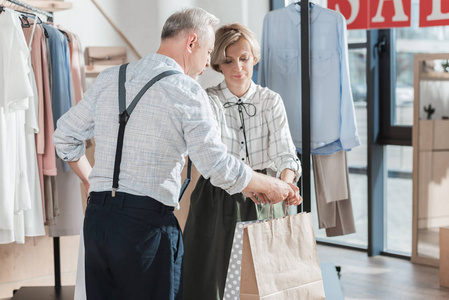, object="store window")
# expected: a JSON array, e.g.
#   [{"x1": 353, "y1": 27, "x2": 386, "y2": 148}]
[
  {"x1": 384, "y1": 0, "x2": 449, "y2": 255},
  {"x1": 394, "y1": 0, "x2": 449, "y2": 127},
  {"x1": 385, "y1": 145, "x2": 413, "y2": 255}
]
